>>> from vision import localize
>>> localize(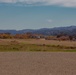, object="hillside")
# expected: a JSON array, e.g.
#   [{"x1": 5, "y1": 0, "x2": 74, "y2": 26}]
[{"x1": 0, "y1": 26, "x2": 76, "y2": 35}]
